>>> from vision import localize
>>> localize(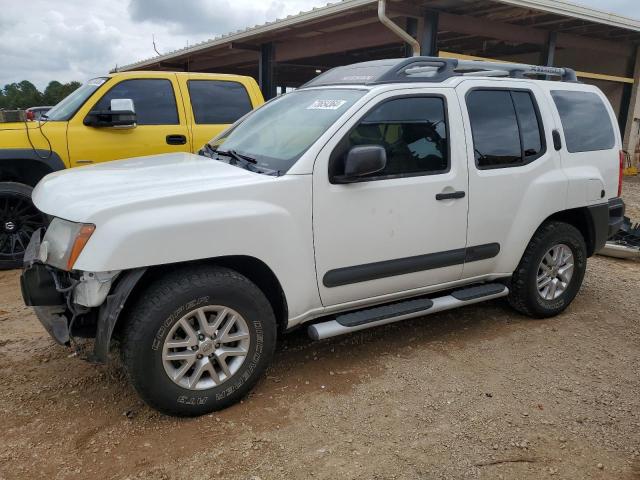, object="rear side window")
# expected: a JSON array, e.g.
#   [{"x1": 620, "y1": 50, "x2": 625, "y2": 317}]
[
  {"x1": 551, "y1": 90, "x2": 615, "y2": 153},
  {"x1": 188, "y1": 80, "x2": 252, "y2": 124},
  {"x1": 93, "y1": 79, "x2": 179, "y2": 125},
  {"x1": 466, "y1": 89, "x2": 545, "y2": 169},
  {"x1": 330, "y1": 96, "x2": 449, "y2": 181}
]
